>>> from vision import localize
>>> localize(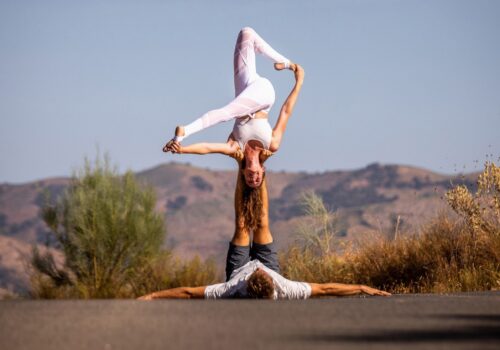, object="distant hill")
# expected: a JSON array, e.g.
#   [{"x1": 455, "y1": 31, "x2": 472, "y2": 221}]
[{"x1": 0, "y1": 162, "x2": 477, "y2": 296}]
